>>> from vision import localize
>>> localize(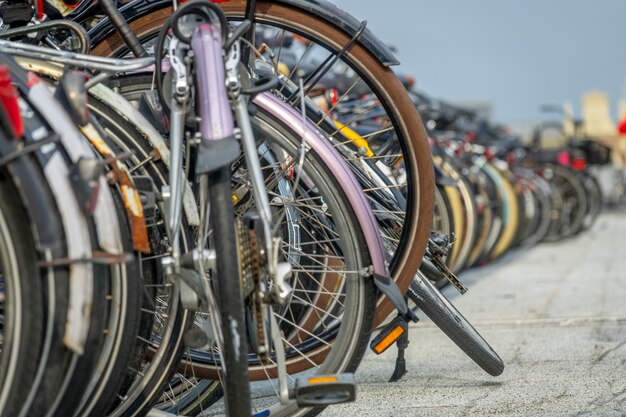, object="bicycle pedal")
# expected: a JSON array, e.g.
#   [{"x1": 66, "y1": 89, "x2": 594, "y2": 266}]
[
  {"x1": 428, "y1": 231, "x2": 454, "y2": 256},
  {"x1": 291, "y1": 373, "x2": 357, "y2": 407},
  {"x1": 369, "y1": 315, "x2": 408, "y2": 355}
]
